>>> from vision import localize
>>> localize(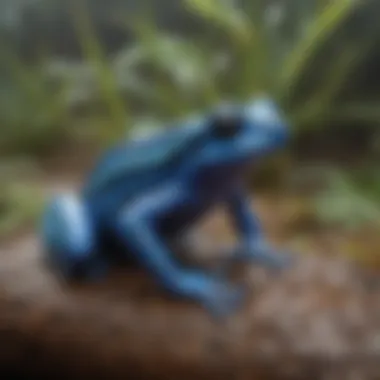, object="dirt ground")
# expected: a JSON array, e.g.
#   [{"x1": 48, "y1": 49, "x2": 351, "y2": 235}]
[{"x1": 0, "y1": 156, "x2": 380, "y2": 380}]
